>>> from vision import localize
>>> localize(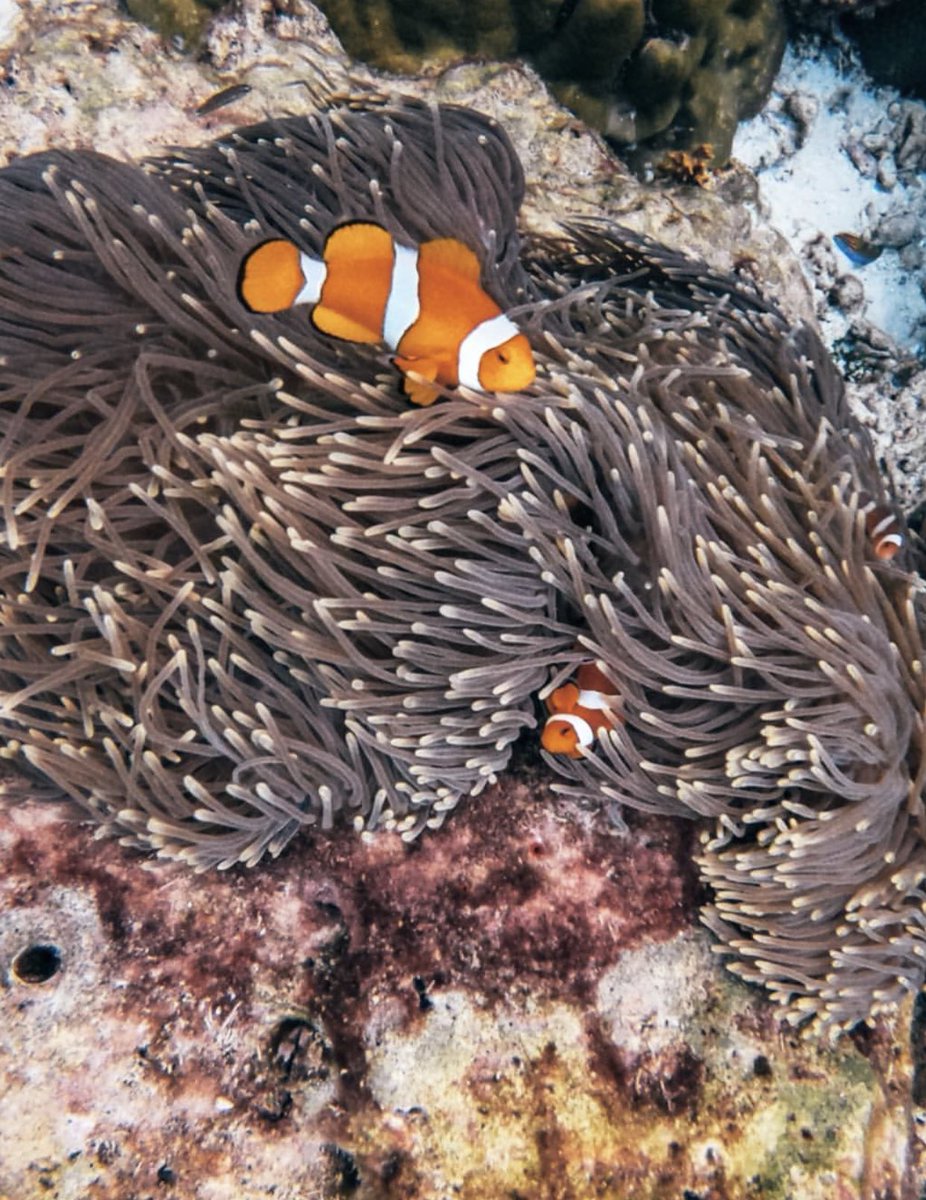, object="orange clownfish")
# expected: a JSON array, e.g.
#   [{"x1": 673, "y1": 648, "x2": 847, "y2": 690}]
[
  {"x1": 541, "y1": 663, "x2": 623, "y2": 759},
  {"x1": 236, "y1": 222, "x2": 536, "y2": 406},
  {"x1": 864, "y1": 503, "x2": 904, "y2": 561}
]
